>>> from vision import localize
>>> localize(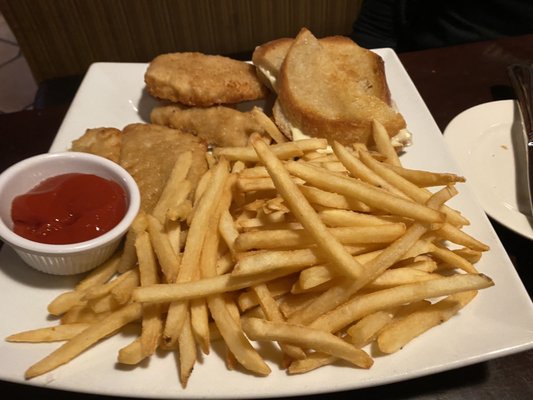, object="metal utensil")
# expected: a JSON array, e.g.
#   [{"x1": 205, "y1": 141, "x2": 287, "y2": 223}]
[{"x1": 507, "y1": 63, "x2": 533, "y2": 216}]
